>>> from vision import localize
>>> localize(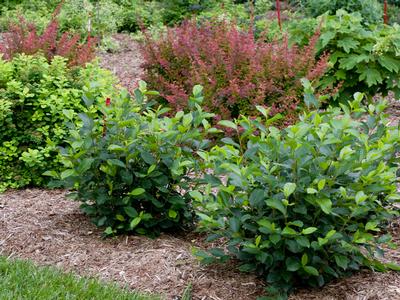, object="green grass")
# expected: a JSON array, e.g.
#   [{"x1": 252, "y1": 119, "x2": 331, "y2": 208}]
[{"x1": 0, "y1": 256, "x2": 160, "y2": 300}]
